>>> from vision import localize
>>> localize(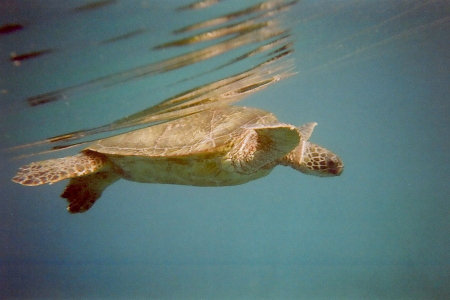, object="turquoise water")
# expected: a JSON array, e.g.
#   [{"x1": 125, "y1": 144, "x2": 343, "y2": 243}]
[{"x1": 1, "y1": 0, "x2": 449, "y2": 298}]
